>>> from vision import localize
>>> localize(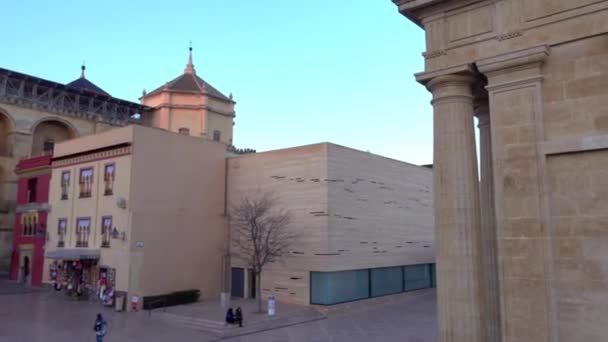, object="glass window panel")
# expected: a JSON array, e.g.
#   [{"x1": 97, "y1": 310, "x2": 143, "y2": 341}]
[
  {"x1": 404, "y1": 264, "x2": 431, "y2": 291},
  {"x1": 371, "y1": 266, "x2": 403, "y2": 297},
  {"x1": 310, "y1": 270, "x2": 369, "y2": 305}
]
